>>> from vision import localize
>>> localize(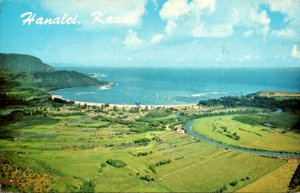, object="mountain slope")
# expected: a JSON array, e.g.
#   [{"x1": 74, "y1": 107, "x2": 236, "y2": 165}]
[
  {"x1": 0, "y1": 53, "x2": 54, "y2": 73},
  {"x1": 0, "y1": 53, "x2": 108, "y2": 91},
  {"x1": 33, "y1": 70, "x2": 103, "y2": 90}
]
